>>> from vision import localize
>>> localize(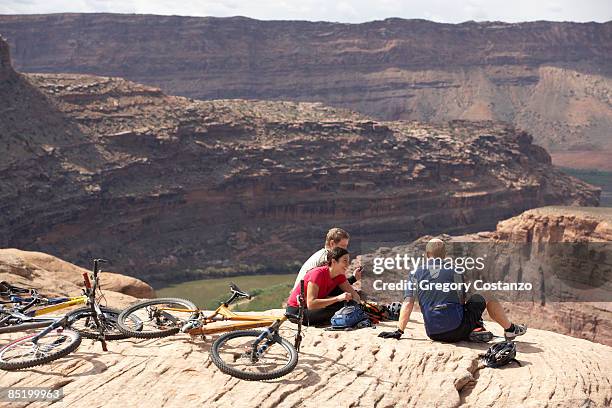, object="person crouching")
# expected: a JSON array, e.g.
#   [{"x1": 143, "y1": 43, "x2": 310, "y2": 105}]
[{"x1": 285, "y1": 247, "x2": 361, "y2": 326}]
